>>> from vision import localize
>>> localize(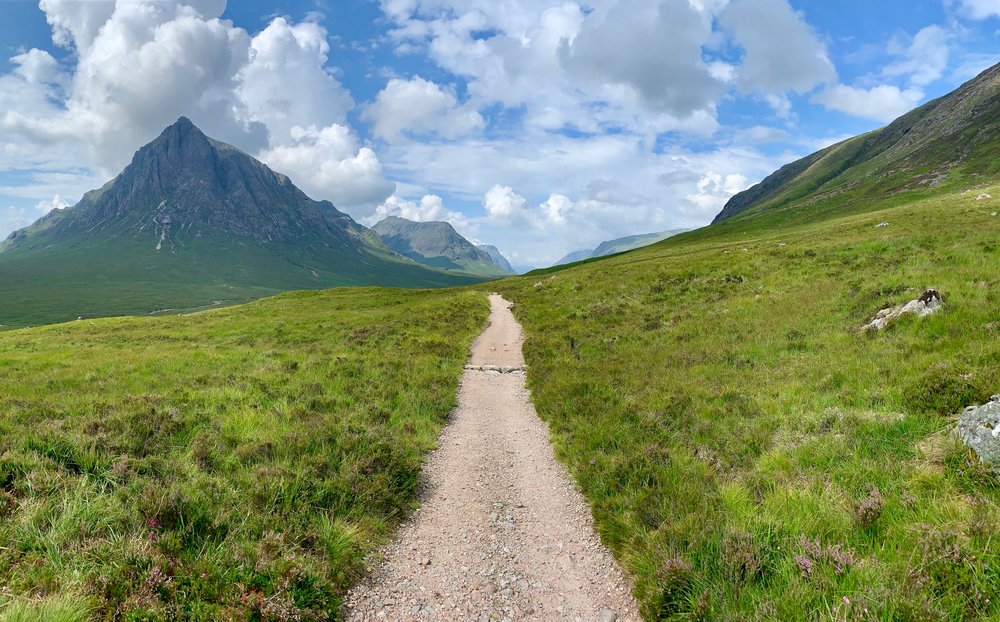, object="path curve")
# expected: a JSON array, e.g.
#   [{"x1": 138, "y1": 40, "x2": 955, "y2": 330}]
[{"x1": 343, "y1": 294, "x2": 640, "y2": 622}]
